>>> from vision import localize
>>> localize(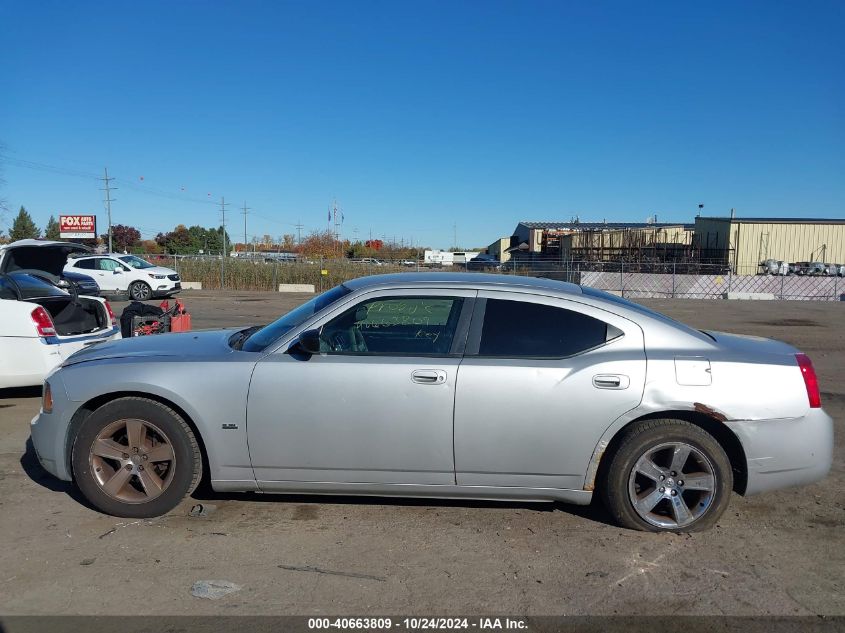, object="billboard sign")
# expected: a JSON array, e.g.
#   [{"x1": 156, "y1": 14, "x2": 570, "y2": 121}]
[{"x1": 59, "y1": 215, "x2": 97, "y2": 239}]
